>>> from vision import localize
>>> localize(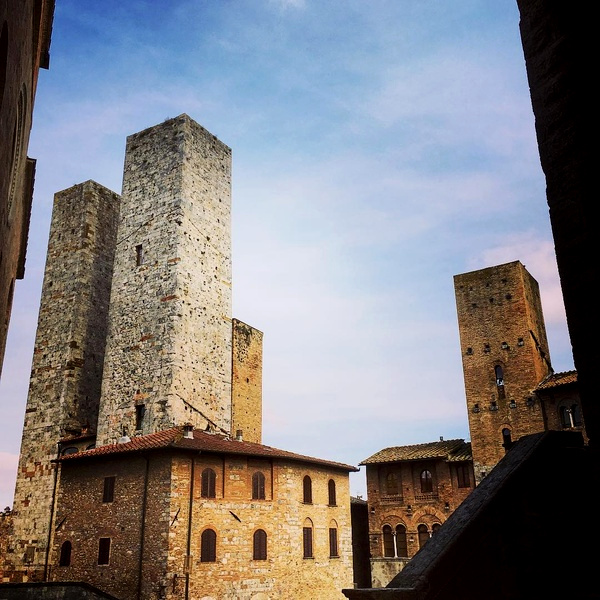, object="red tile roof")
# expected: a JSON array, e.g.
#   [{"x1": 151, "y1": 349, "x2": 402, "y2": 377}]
[
  {"x1": 58, "y1": 426, "x2": 358, "y2": 472},
  {"x1": 360, "y1": 438, "x2": 471, "y2": 465},
  {"x1": 536, "y1": 369, "x2": 577, "y2": 390}
]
